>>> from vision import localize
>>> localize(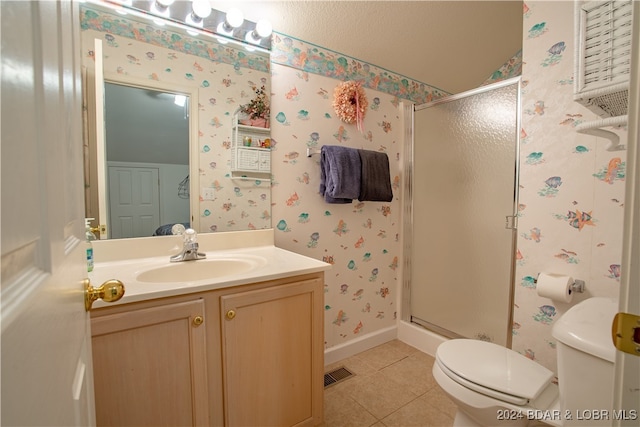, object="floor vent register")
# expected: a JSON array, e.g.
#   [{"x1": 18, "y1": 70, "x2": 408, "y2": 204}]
[{"x1": 323, "y1": 366, "x2": 355, "y2": 388}]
